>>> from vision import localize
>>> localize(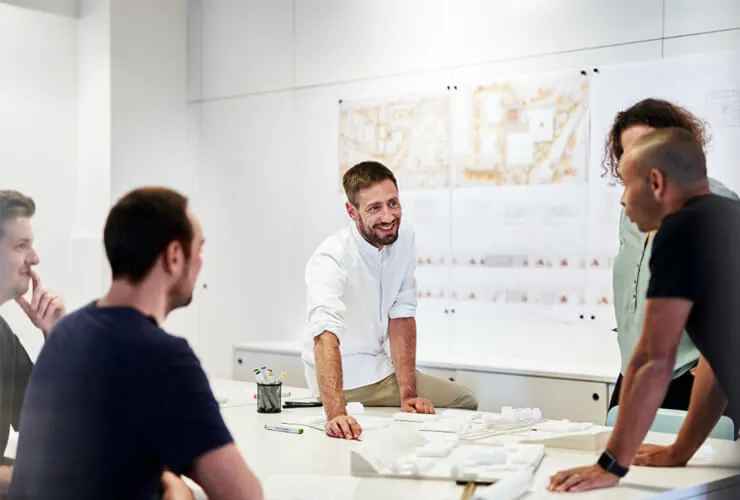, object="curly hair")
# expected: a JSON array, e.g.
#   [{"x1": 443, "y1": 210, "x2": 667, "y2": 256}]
[{"x1": 602, "y1": 98, "x2": 709, "y2": 183}]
